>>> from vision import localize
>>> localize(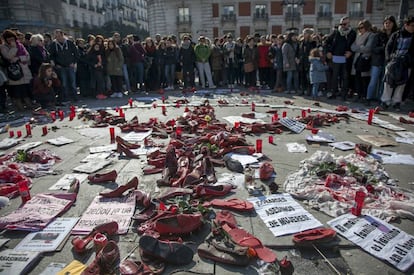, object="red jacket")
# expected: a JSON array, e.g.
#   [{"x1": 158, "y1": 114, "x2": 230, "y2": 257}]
[{"x1": 257, "y1": 42, "x2": 271, "y2": 68}]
